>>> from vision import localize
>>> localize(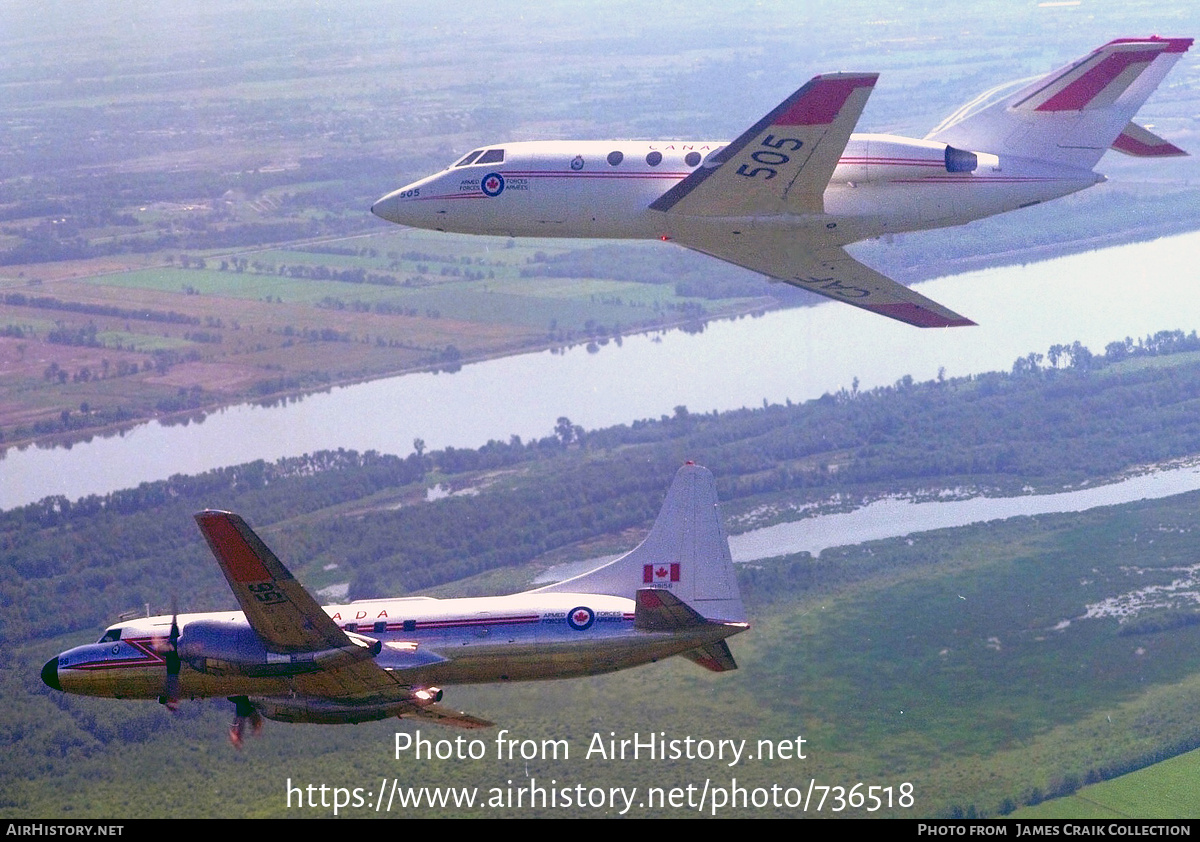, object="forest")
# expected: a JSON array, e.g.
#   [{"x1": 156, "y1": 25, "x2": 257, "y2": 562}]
[
  {"x1": 4, "y1": 0, "x2": 1200, "y2": 820},
  {"x1": 6, "y1": 332, "x2": 1200, "y2": 816}
]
